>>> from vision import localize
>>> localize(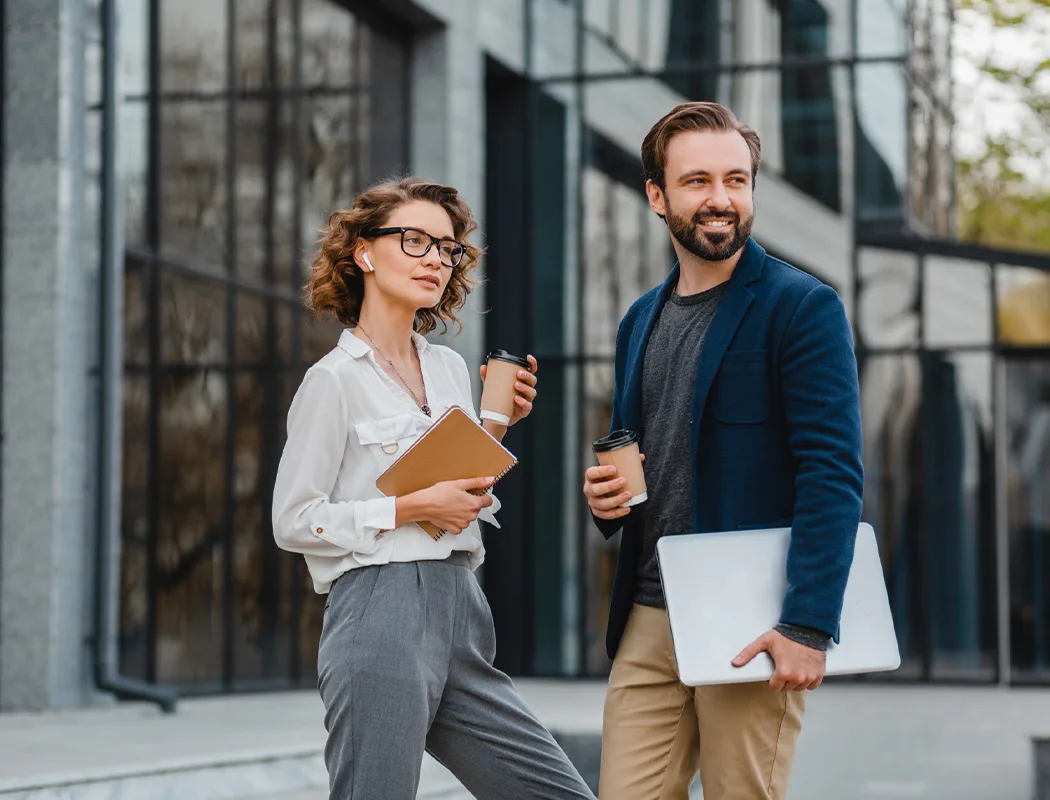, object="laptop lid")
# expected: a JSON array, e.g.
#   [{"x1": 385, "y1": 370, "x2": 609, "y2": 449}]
[{"x1": 656, "y1": 523, "x2": 900, "y2": 686}]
